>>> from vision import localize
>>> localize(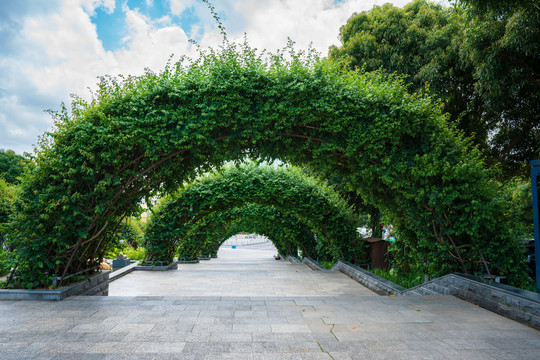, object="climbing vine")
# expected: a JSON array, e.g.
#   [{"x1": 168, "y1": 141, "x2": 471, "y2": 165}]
[{"x1": 4, "y1": 38, "x2": 529, "y2": 288}]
